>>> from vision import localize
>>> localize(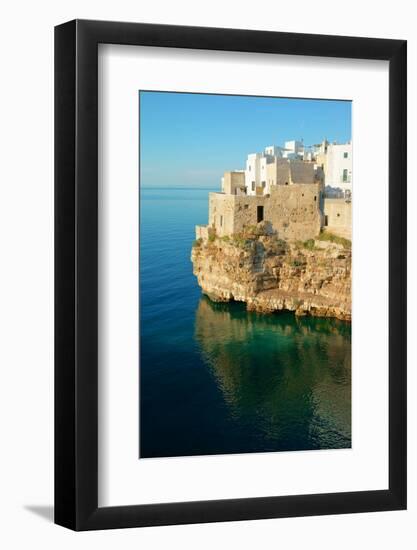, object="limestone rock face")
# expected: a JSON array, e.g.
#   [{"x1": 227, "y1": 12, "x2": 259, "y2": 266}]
[{"x1": 191, "y1": 233, "x2": 351, "y2": 321}]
